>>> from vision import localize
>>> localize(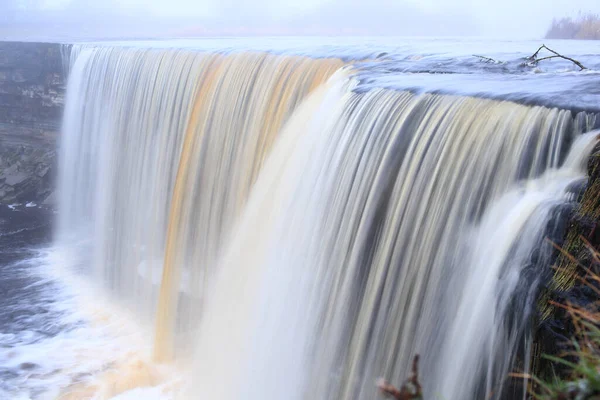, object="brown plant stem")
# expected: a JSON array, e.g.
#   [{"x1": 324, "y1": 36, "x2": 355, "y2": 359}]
[{"x1": 377, "y1": 355, "x2": 423, "y2": 400}]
